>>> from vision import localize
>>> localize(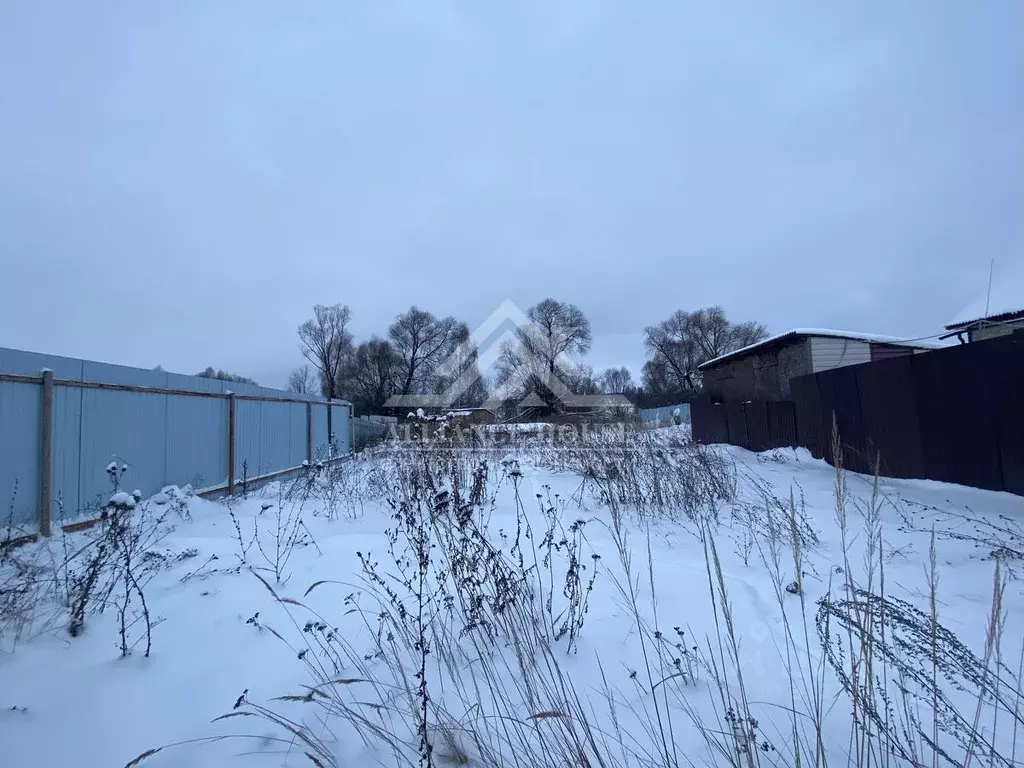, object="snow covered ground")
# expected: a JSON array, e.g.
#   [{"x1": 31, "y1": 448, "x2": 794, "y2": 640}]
[{"x1": 2, "y1": 425, "x2": 1023, "y2": 768}]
